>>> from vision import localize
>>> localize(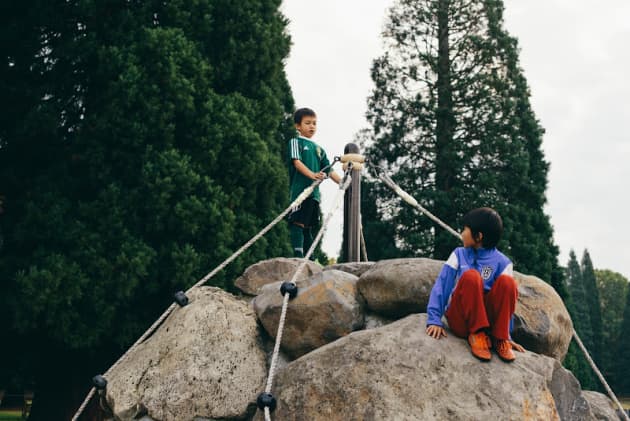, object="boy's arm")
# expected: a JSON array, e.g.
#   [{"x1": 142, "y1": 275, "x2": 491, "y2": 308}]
[
  {"x1": 293, "y1": 159, "x2": 325, "y2": 180},
  {"x1": 426, "y1": 252, "x2": 458, "y2": 328}
]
